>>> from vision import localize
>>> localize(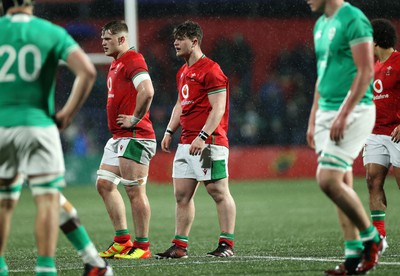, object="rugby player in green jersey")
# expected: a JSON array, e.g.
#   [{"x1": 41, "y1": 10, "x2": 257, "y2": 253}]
[
  {"x1": 306, "y1": 0, "x2": 383, "y2": 274},
  {"x1": 0, "y1": 1, "x2": 112, "y2": 275}
]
